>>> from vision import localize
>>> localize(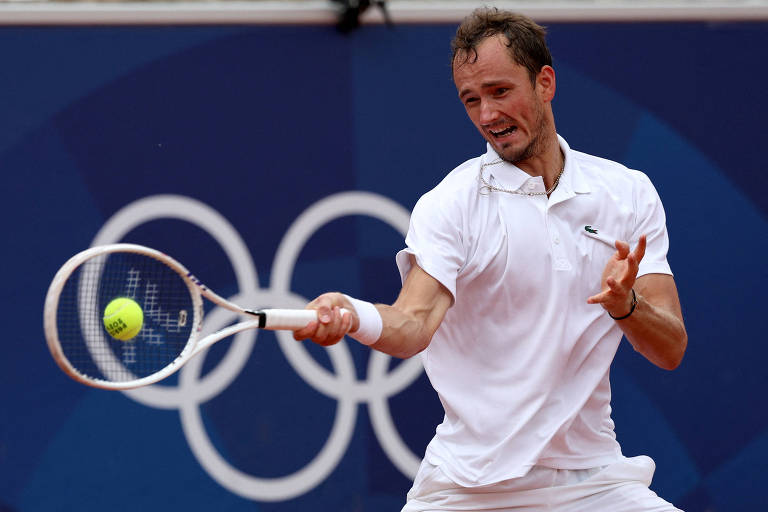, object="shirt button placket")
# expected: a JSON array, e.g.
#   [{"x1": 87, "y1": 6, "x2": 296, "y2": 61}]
[{"x1": 548, "y1": 223, "x2": 571, "y2": 271}]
